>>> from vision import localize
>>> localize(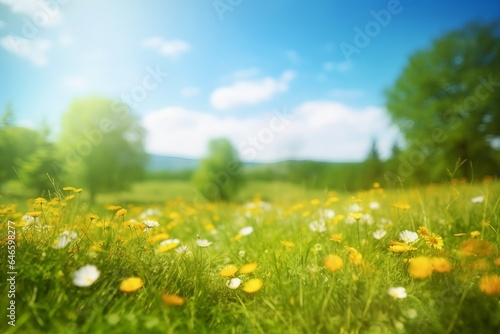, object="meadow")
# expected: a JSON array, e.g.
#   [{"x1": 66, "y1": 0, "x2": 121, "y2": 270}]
[{"x1": 1, "y1": 179, "x2": 500, "y2": 333}]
